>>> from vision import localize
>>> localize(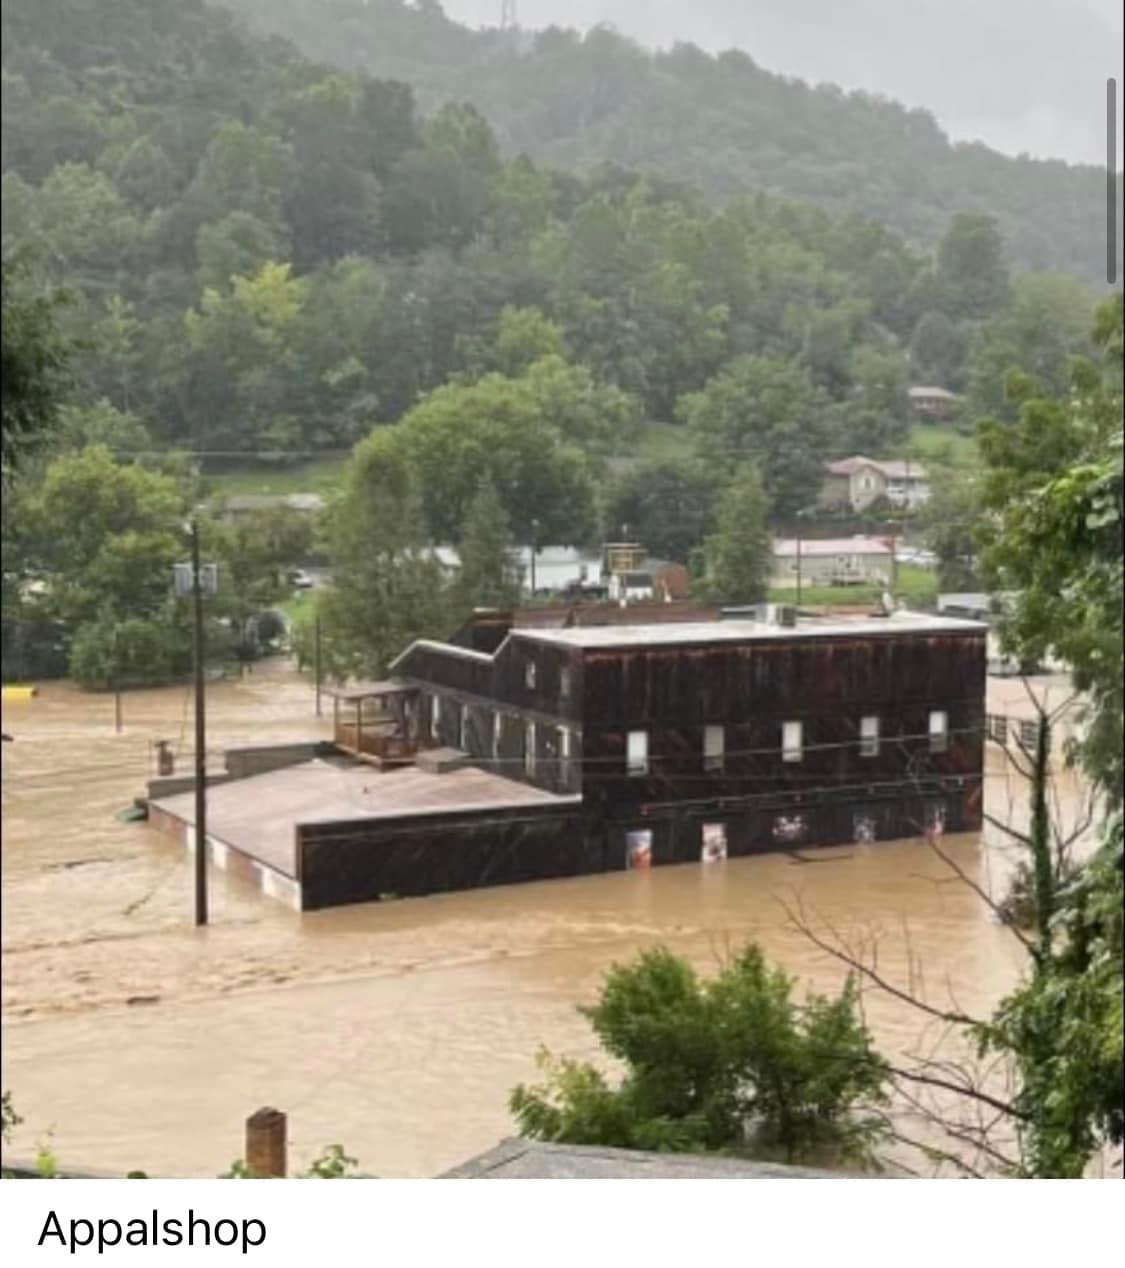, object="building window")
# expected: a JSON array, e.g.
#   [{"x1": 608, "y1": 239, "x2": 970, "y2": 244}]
[
  {"x1": 860, "y1": 715, "x2": 880, "y2": 757},
  {"x1": 703, "y1": 725, "x2": 725, "y2": 773},
  {"x1": 782, "y1": 720, "x2": 803, "y2": 763},
  {"x1": 988, "y1": 714, "x2": 1008, "y2": 745},
  {"x1": 524, "y1": 722, "x2": 536, "y2": 777},
  {"x1": 524, "y1": 659, "x2": 537, "y2": 690},
  {"x1": 929, "y1": 710, "x2": 948, "y2": 753},
  {"x1": 1019, "y1": 719, "x2": 1039, "y2": 751},
  {"x1": 431, "y1": 695, "x2": 441, "y2": 734},
  {"x1": 559, "y1": 727, "x2": 573, "y2": 788},
  {"x1": 559, "y1": 666, "x2": 571, "y2": 701},
  {"x1": 627, "y1": 730, "x2": 649, "y2": 776}
]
